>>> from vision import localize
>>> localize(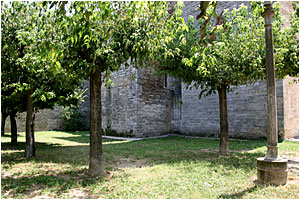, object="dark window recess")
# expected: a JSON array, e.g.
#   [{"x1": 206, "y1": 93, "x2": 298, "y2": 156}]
[{"x1": 164, "y1": 74, "x2": 168, "y2": 88}]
